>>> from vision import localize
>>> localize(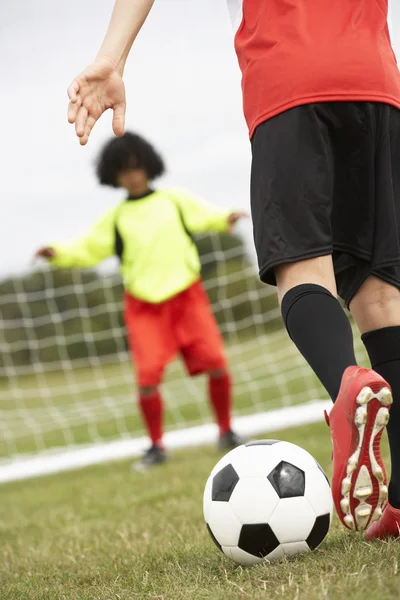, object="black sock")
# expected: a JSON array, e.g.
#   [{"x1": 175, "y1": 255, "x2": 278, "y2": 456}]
[
  {"x1": 281, "y1": 284, "x2": 357, "y2": 401},
  {"x1": 362, "y1": 326, "x2": 400, "y2": 509}
]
